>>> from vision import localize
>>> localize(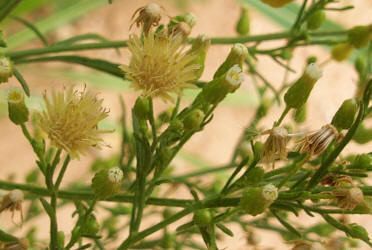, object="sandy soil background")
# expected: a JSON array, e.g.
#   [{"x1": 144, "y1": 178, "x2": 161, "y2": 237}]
[{"x1": 0, "y1": 0, "x2": 372, "y2": 249}]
